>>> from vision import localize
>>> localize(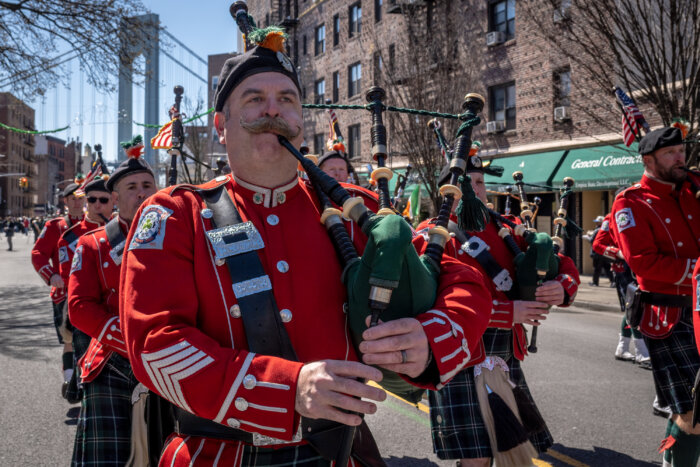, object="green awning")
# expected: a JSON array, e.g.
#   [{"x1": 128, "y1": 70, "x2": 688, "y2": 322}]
[
  {"x1": 484, "y1": 150, "x2": 565, "y2": 192},
  {"x1": 550, "y1": 143, "x2": 642, "y2": 190}
]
